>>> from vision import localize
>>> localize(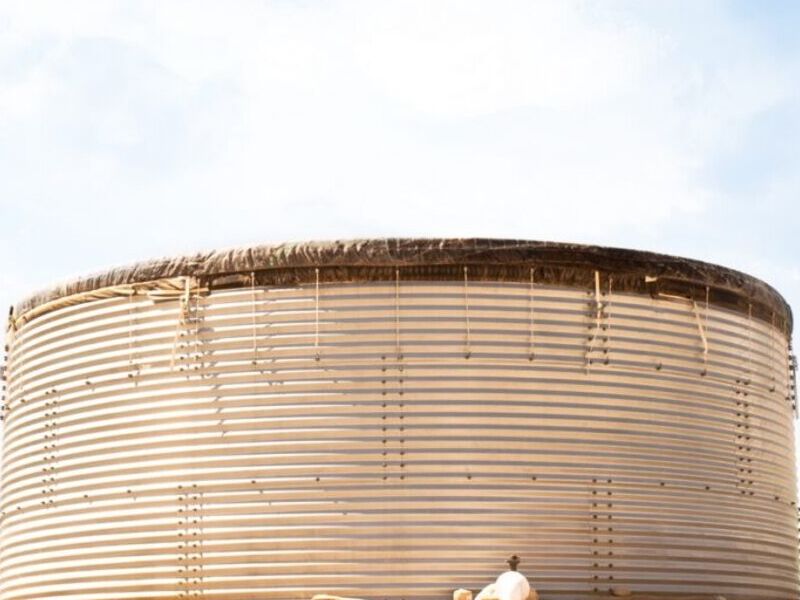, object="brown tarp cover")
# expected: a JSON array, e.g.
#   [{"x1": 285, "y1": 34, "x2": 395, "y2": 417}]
[{"x1": 11, "y1": 238, "x2": 793, "y2": 334}]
